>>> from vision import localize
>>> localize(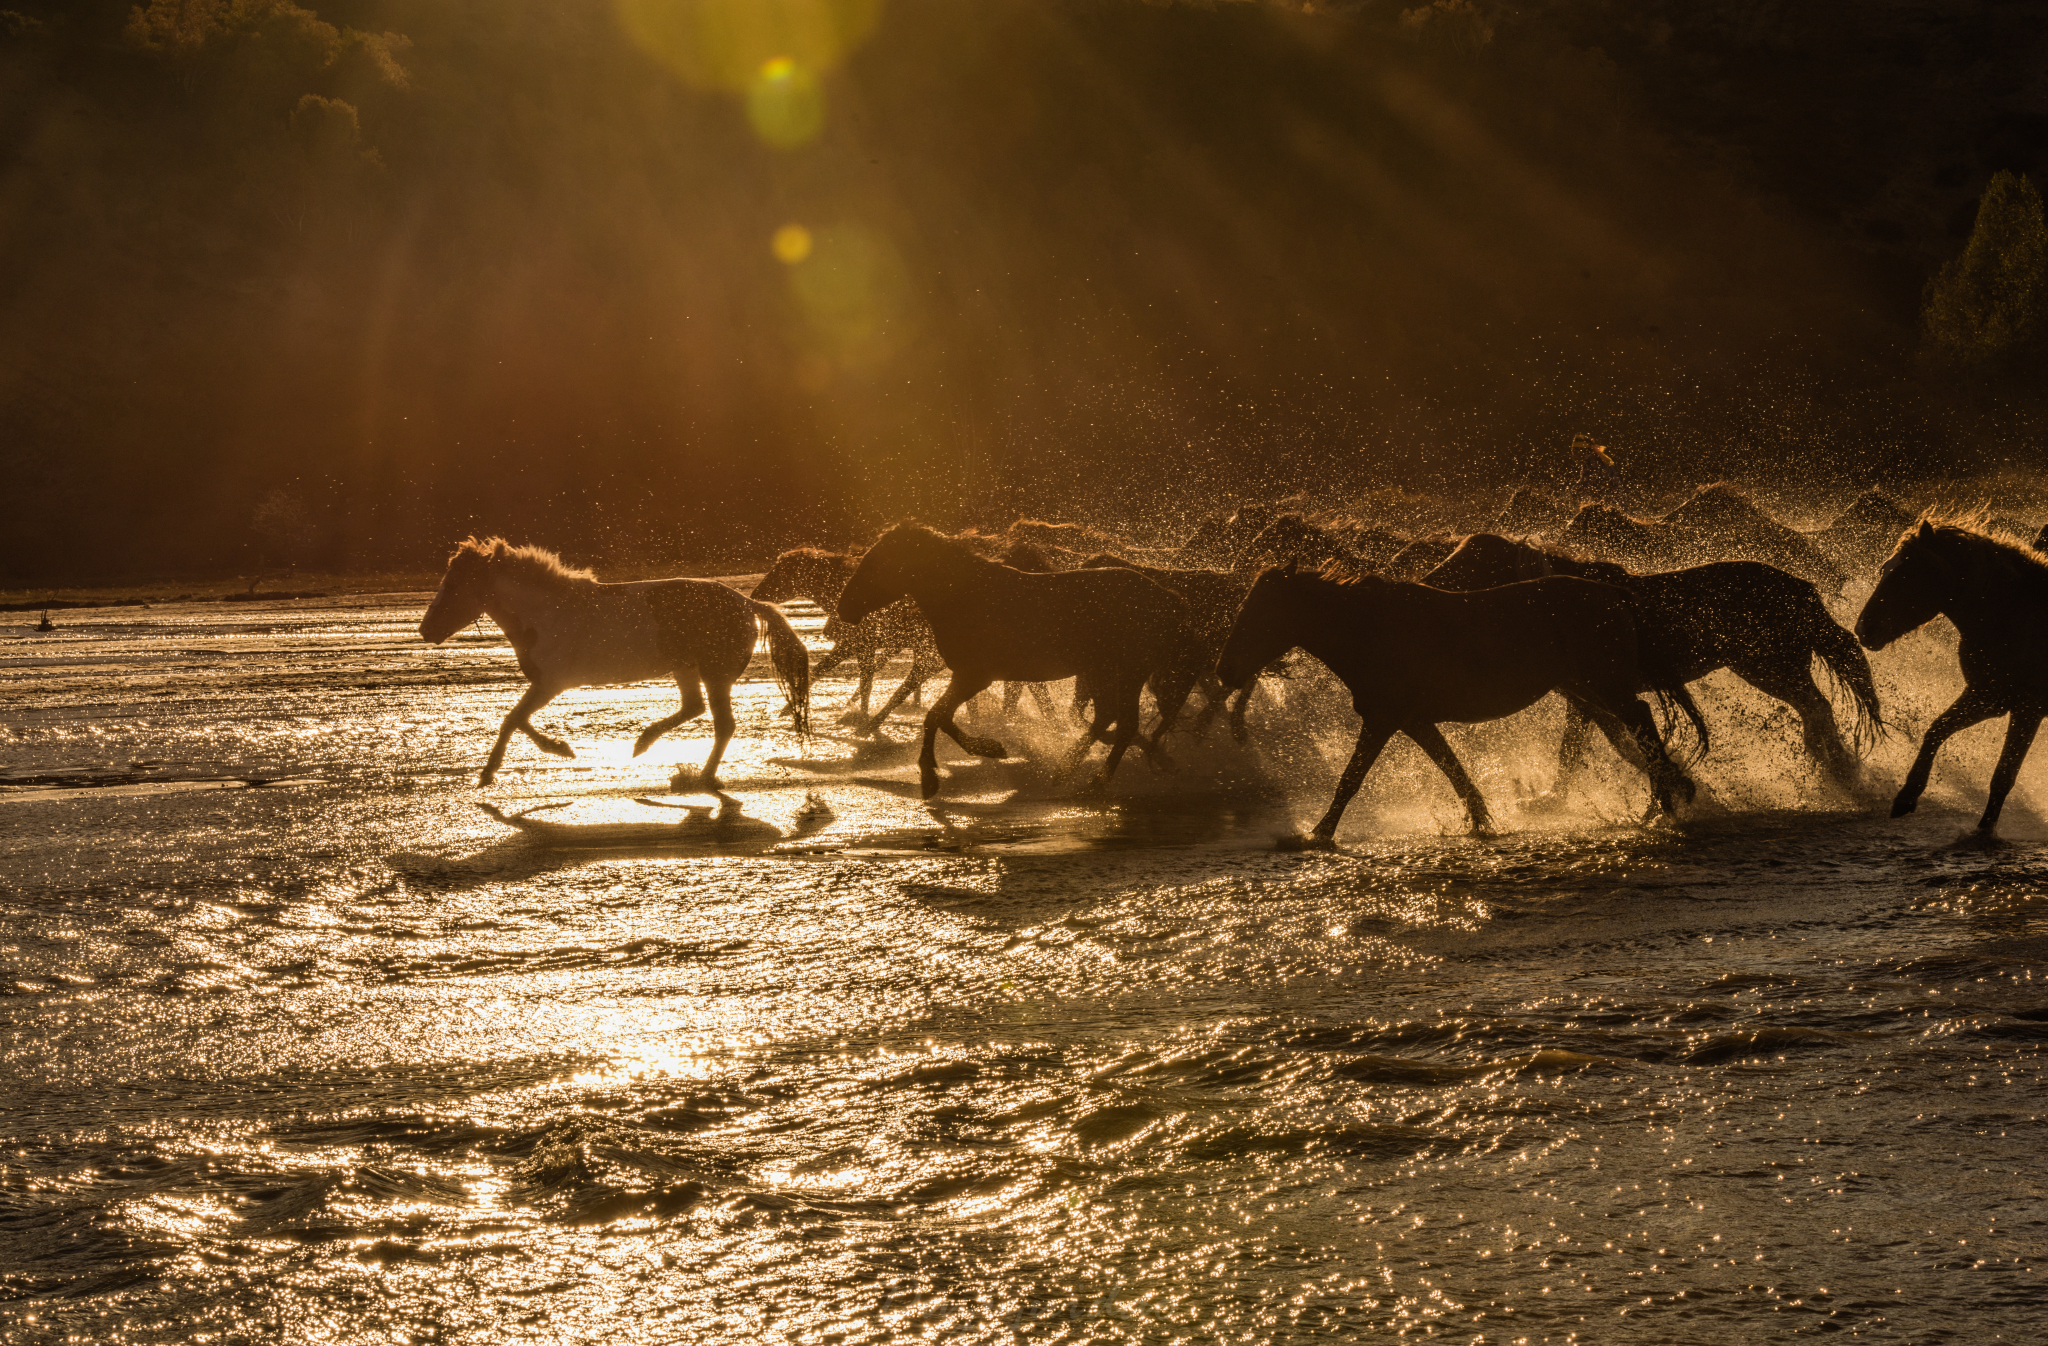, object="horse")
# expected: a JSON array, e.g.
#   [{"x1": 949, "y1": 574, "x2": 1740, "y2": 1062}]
[
  {"x1": 836, "y1": 523, "x2": 1197, "y2": 799},
  {"x1": 420, "y1": 537, "x2": 810, "y2": 788},
  {"x1": 1811, "y1": 489, "x2": 1915, "y2": 578},
  {"x1": 1382, "y1": 535, "x2": 1459, "y2": 581},
  {"x1": 1174, "y1": 504, "x2": 1276, "y2": 570},
  {"x1": 1494, "y1": 484, "x2": 1577, "y2": 541},
  {"x1": 1856, "y1": 520, "x2": 2048, "y2": 836},
  {"x1": 1425, "y1": 534, "x2": 1880, "y2": 787},
  {"x1": 1079, "y1": 553, "x2": 1256, "y2": 741},
  {"x1": 752, "y1": 547, "x2": 942, "y2": 735},
  {"x1": 1240, "y1": 515, "x2": 1383, "y2": 577},
  {"x1": 1661, "y1": 483, "x2": 1844, "y2": 592},
  {"x1": 1216, "y1": 565, "x2": 1697, "y2": 844}
]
